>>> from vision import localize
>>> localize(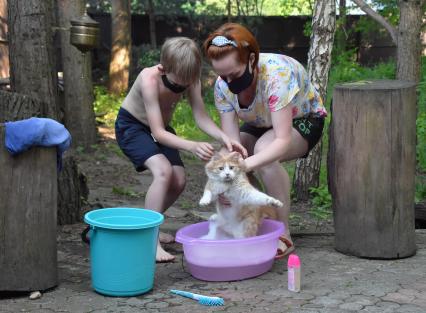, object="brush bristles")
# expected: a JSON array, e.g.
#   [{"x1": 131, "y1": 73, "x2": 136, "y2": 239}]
[{"x1": 198, "y1": 296, "x2": 225, "y2": 306}]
